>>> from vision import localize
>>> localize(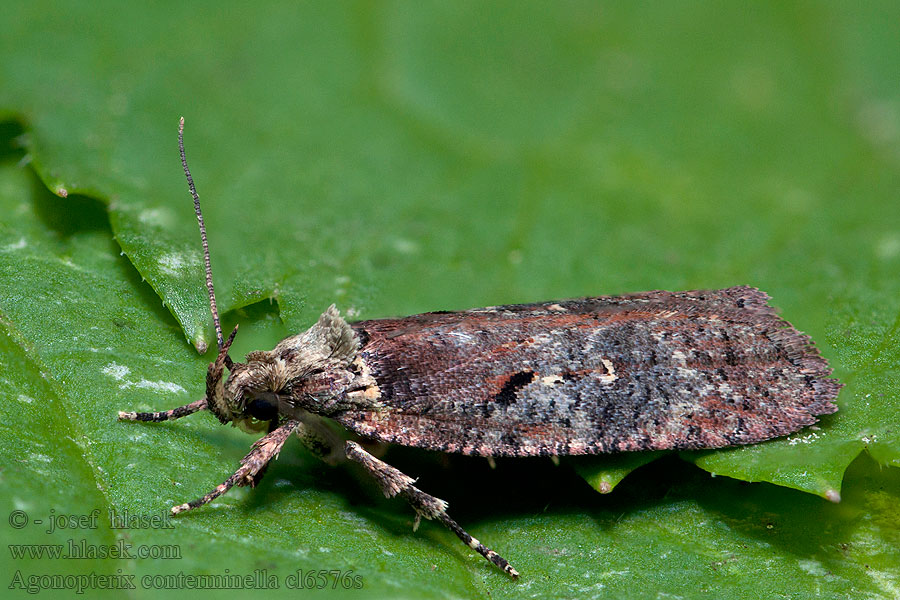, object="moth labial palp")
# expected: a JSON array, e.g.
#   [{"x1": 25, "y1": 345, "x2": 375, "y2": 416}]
[{"x1": 118, "y1": 118, "x2": 841, "y2": 579}]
